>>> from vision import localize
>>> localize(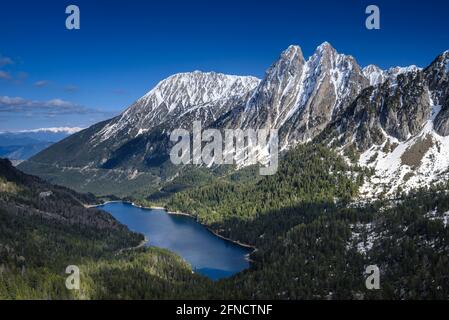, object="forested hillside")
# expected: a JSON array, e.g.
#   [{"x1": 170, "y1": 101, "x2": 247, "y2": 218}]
[
  {"x1": 2, "y1": 142, "x2": 449, "y2": 299},
  {"x1": 0, "y1": 158, "x2": 210, "y2": 299},
  {"x1": 139, "y1": 145, "x2": 449, "y2": 299},
  {"x1": 217, "y1": 188, "x2": 449, "y2": 299},
  {"x1": 160, "y1": 144, "x2": 366, "y2": 241}
]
